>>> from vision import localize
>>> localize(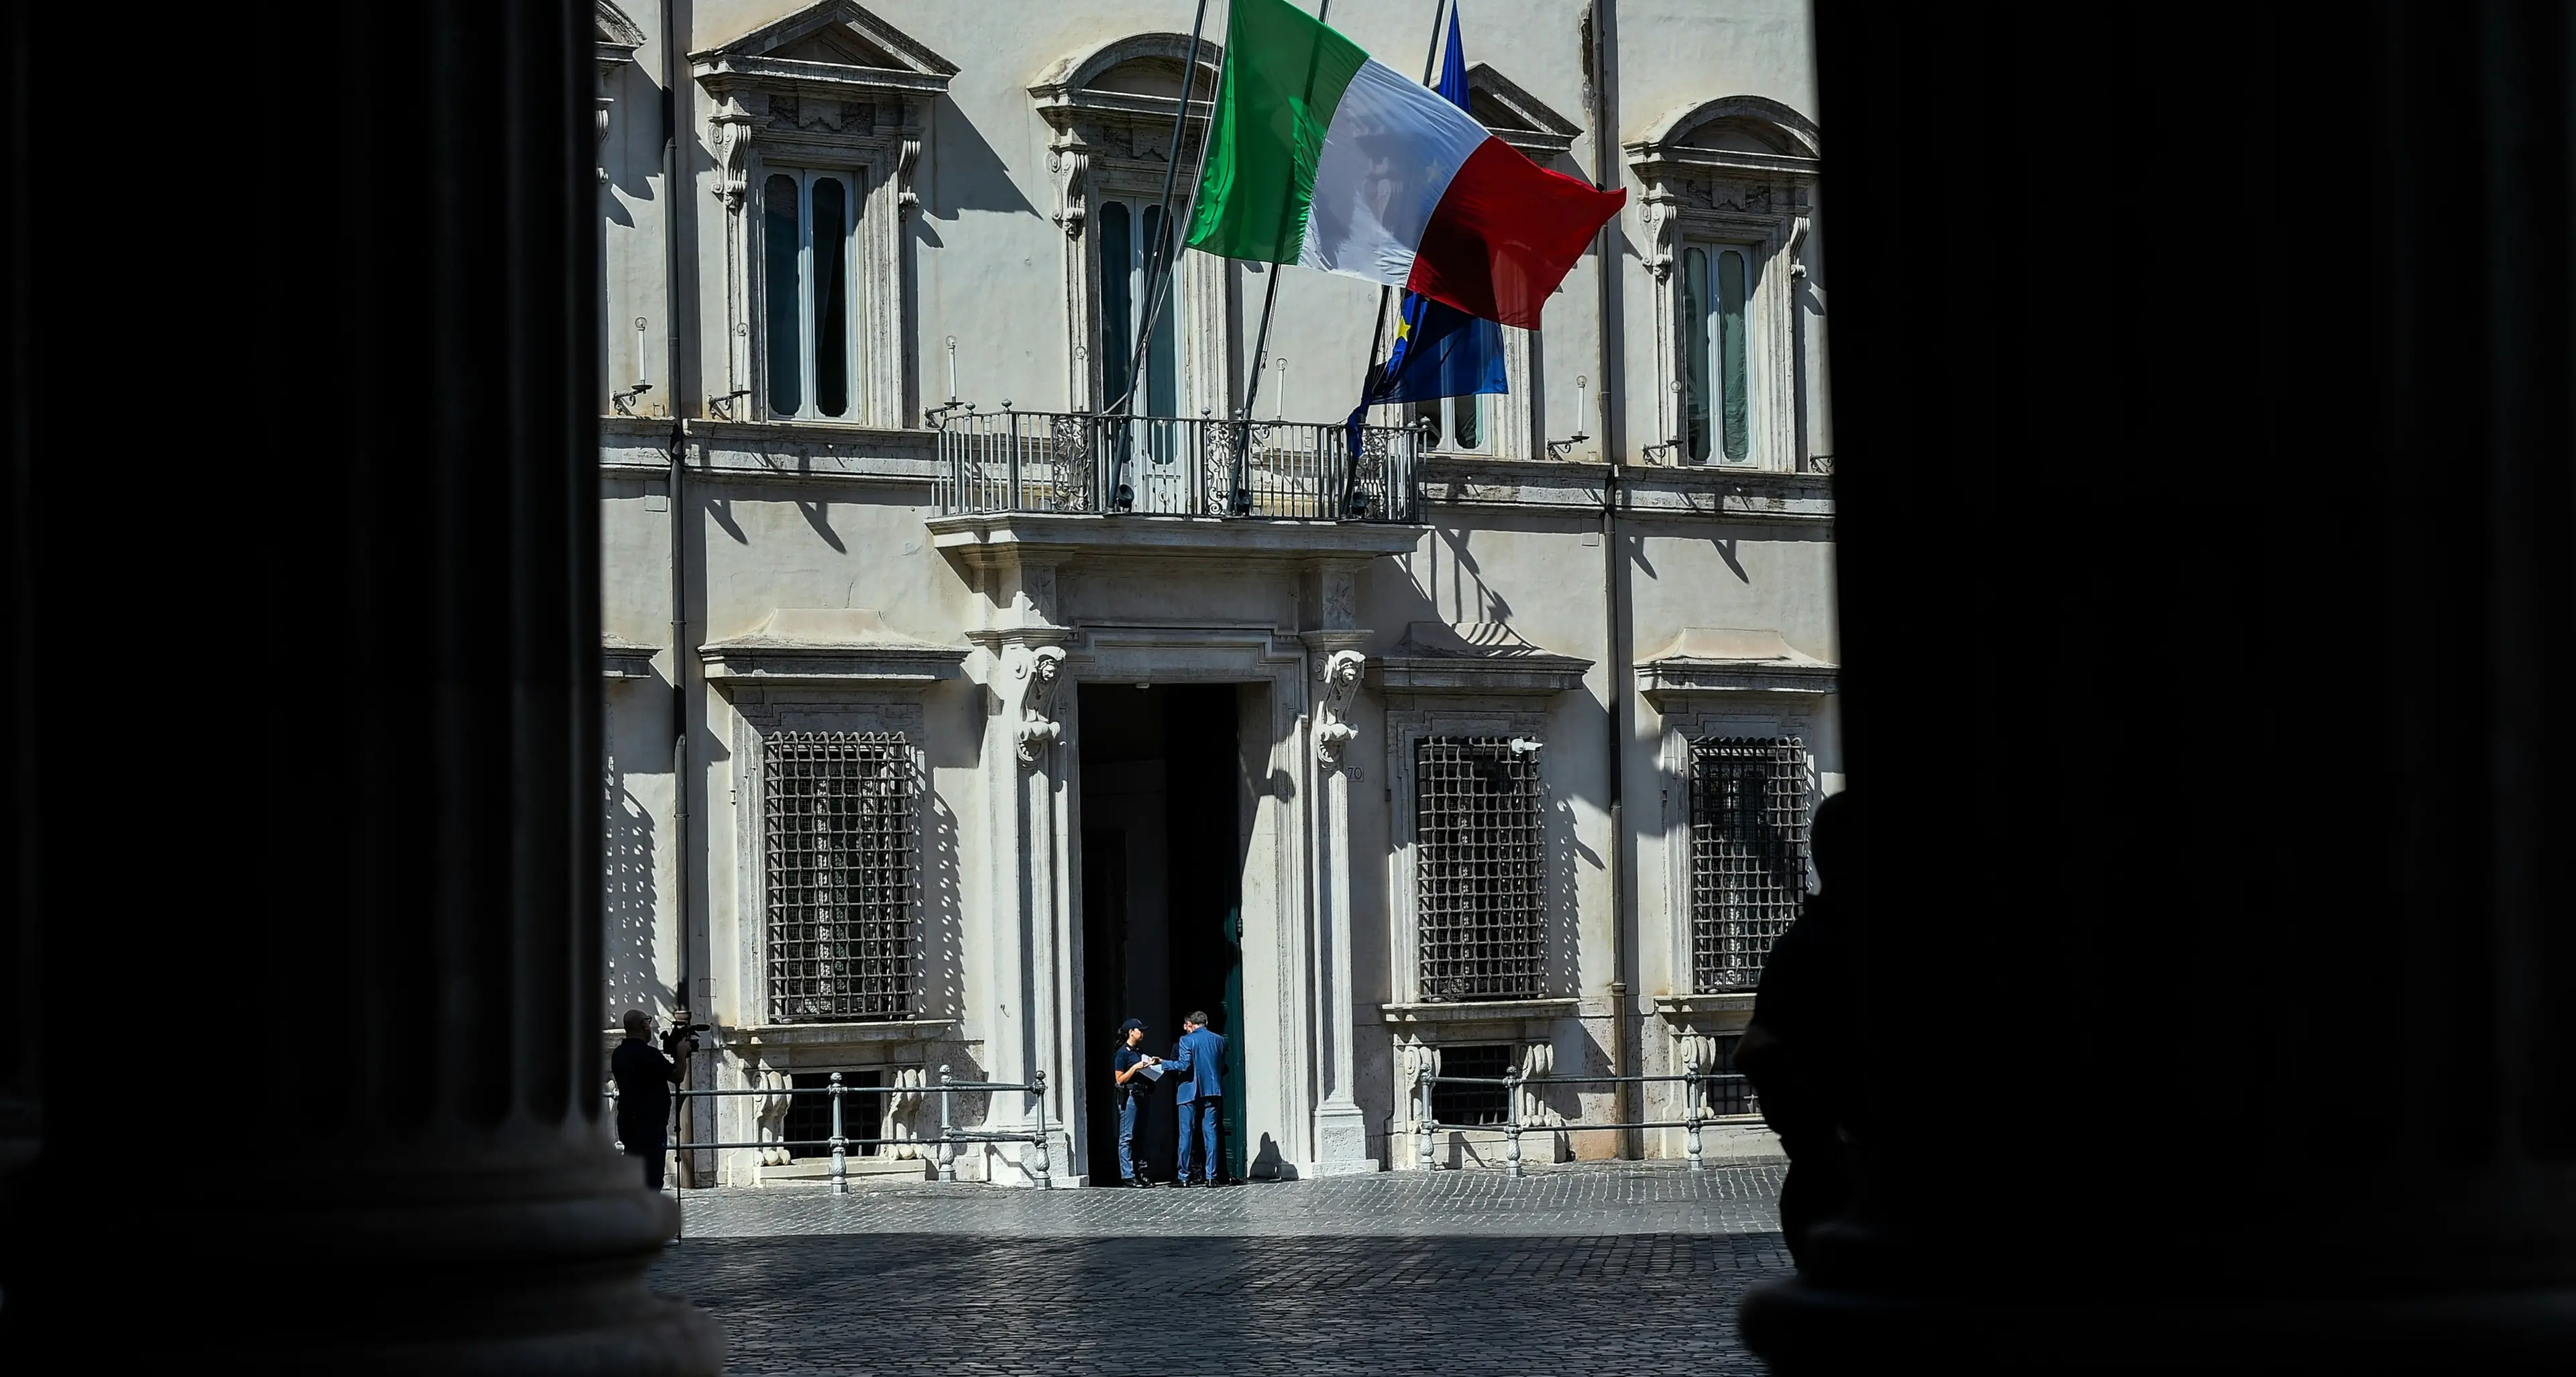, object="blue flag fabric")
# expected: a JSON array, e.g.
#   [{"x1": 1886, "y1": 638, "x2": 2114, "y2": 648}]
[{"x1": 1346, "y1": 3, "x2": 1505, "y2": 492}]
